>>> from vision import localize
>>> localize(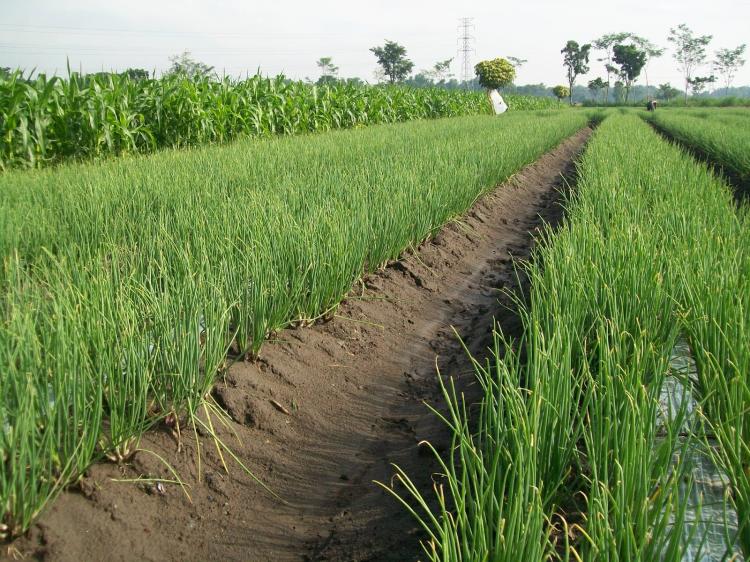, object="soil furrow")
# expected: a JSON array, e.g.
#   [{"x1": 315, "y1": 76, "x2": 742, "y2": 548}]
[{"x1": 6, "y1": 127, "x2": 591, "y2": 562}]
